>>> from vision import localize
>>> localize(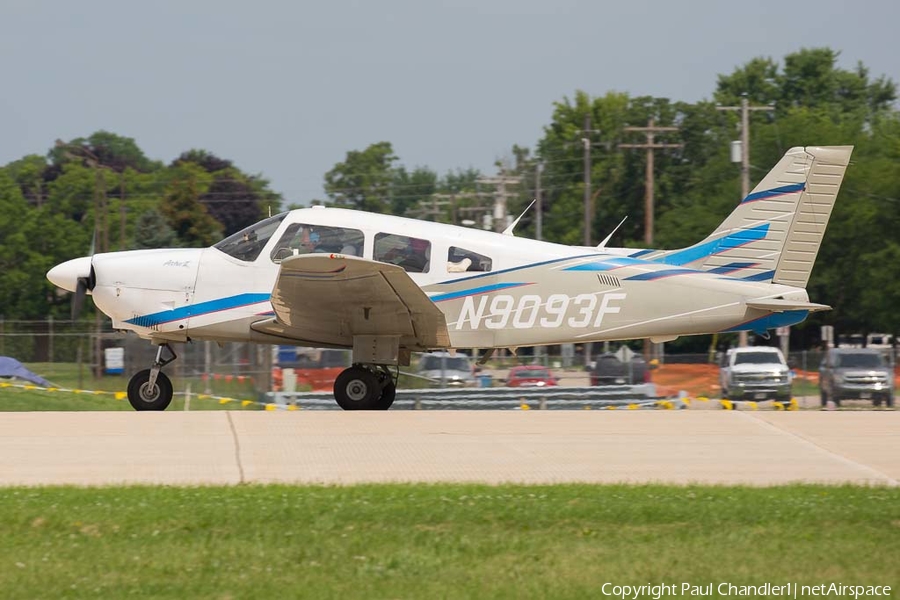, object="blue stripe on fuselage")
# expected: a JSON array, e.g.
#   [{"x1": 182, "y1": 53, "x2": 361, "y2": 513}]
[
  {"x1": 658, "y1": 223, "x2": 770, "y2": 266},
  {"x1": 562, "y1": 257, "x2": 647, "y2": 271},
  {"x1": 125, "y1": 293, "x2": 272, "y2": 327},
  {"x1": 430, "y1": 282, "x2": 531, "y2": 303},
  {"x1": 624, "y1": 268, "x2": 696, "y2": 281},
  {"x1": 629, "y1": 249, "x2": 654, "y2": 258}
]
